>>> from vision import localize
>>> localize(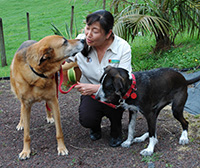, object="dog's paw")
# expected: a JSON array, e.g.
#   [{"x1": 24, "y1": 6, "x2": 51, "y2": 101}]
[
  {"x1": 140, "y1": 148, "x2": 153, "y2": 156},
  {"x1": 19, "y1": 150, "x2": 31, "y2": 160},
  {"x1": 179, "y1": 130, "x2": 189, "y2": 145},
  {"x1": 121, "y1": 140, "x2": 132, "y2": 148},
  {"x1": 179, "y1": 137, "x2": 189, "y2": 145},
  {"x1": 16, "y1": 123, "x2": 24, "y2": 131},
  {"x1": 46, "y1": 117, "x2": 54, "y2": 124},
  {"x1": 57, "y1": 146, "x2": 69, "y2": 156}
]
